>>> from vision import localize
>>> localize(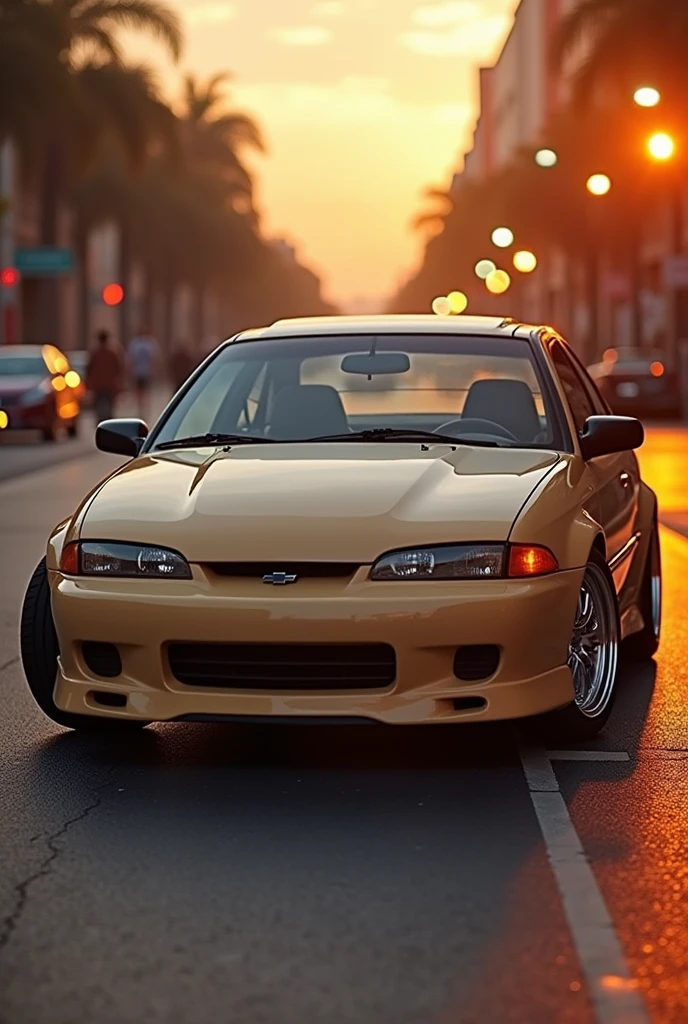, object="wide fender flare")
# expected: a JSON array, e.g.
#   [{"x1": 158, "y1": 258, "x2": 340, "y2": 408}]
[
  {"x1": 45, "y1": 463, "x2": 129, "y2": 571},
  {"x1": 508, "y1": 456, "x2": 600, "y2": 571}
]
